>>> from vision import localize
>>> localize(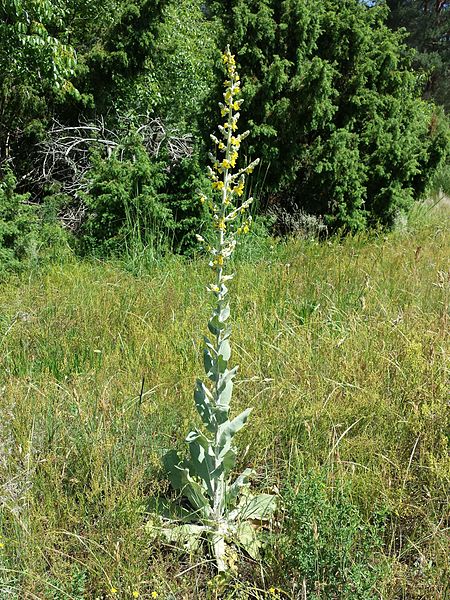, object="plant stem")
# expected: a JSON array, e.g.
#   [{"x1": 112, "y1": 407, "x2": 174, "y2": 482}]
[{"x1": 212, "y1": 90, "x2": 234, "y2": 523}]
